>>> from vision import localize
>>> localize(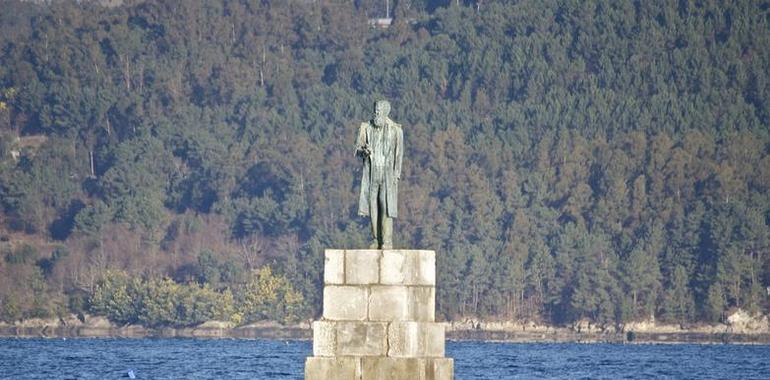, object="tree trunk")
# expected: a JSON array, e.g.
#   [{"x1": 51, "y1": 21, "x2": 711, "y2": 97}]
[{"x1": 89, "y1": 150, "x2": 95, "y2": 178}]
